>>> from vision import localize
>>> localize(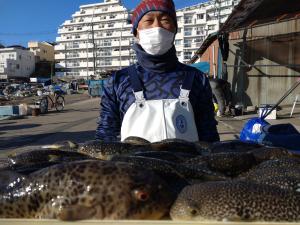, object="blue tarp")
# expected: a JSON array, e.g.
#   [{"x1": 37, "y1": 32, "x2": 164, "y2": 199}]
[
  {"x1": 88, "y1": 79, "x2": 107, "y2": 97},
  {"x1": 190, "y1": 62, "x2": 210, "y2": 74}
]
